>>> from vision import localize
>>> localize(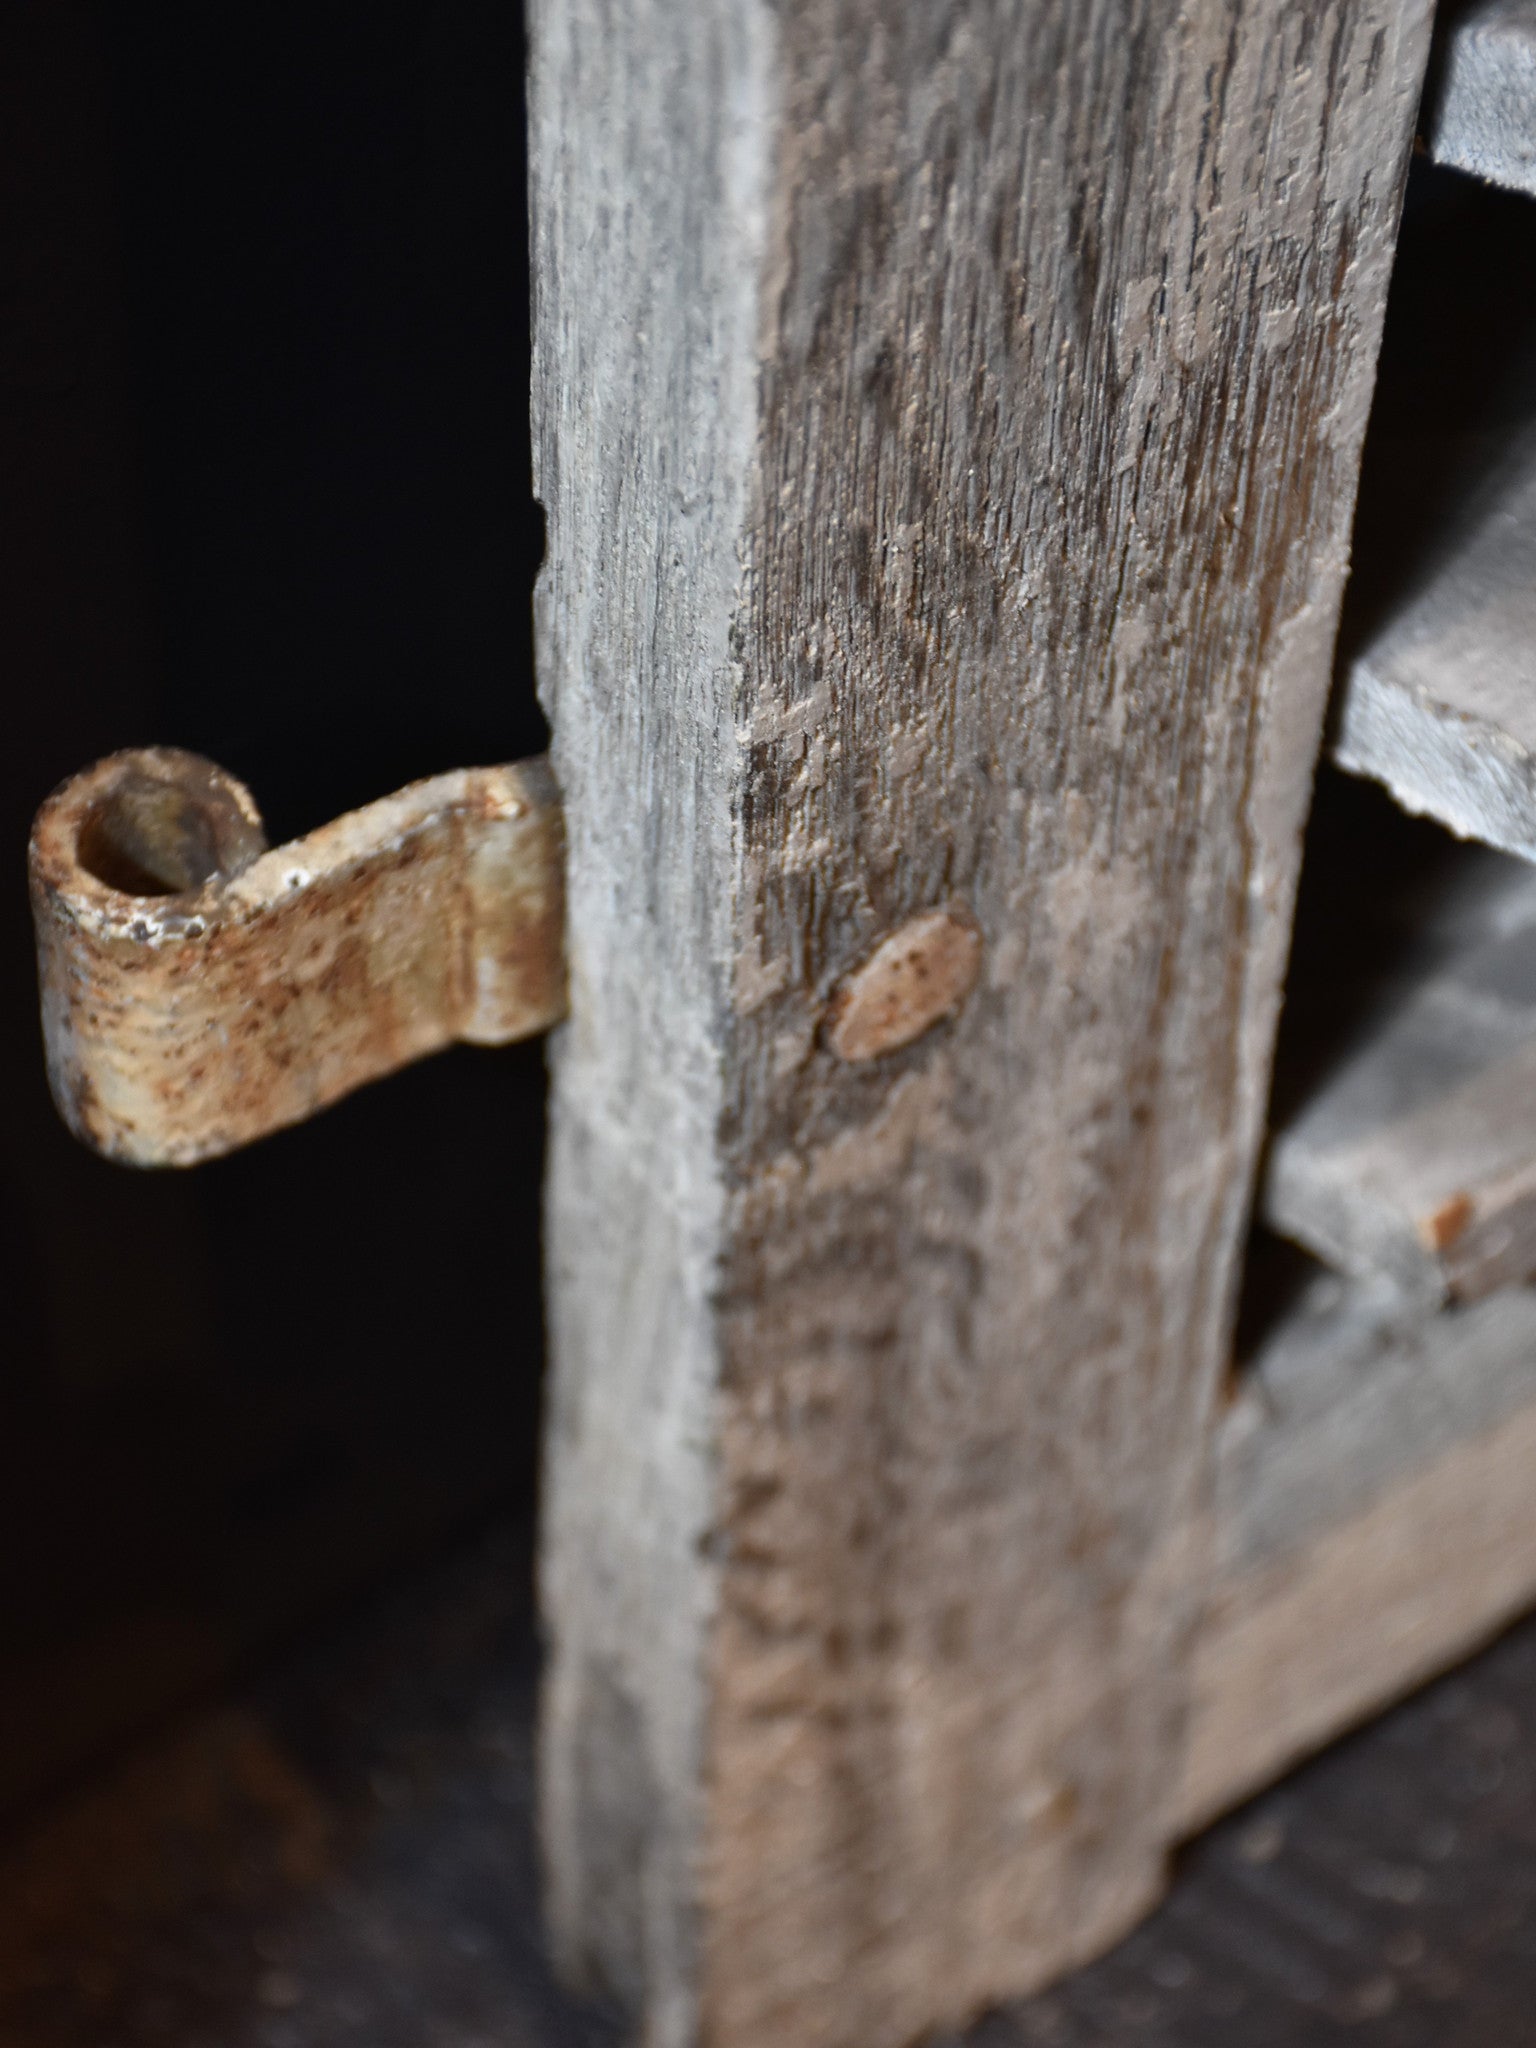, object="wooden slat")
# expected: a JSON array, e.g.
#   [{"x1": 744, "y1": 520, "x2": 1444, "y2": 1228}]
[
  {"x1": 1262, "y1": 841, "x2": 1536, "y2": 1301},
  {"x1": 530, "y1": 6, "x2": 1434, "y2": 2044},
  {"x1": 1334, "y1": 409, "x2": 1536, "y2": 862},
  {"x1": 1181, "y1": 1263, "x2": 1536, "y2": 1828},
  {"x1": 1426, "y1": 0, "x2": 1536, "y2": 198}
]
